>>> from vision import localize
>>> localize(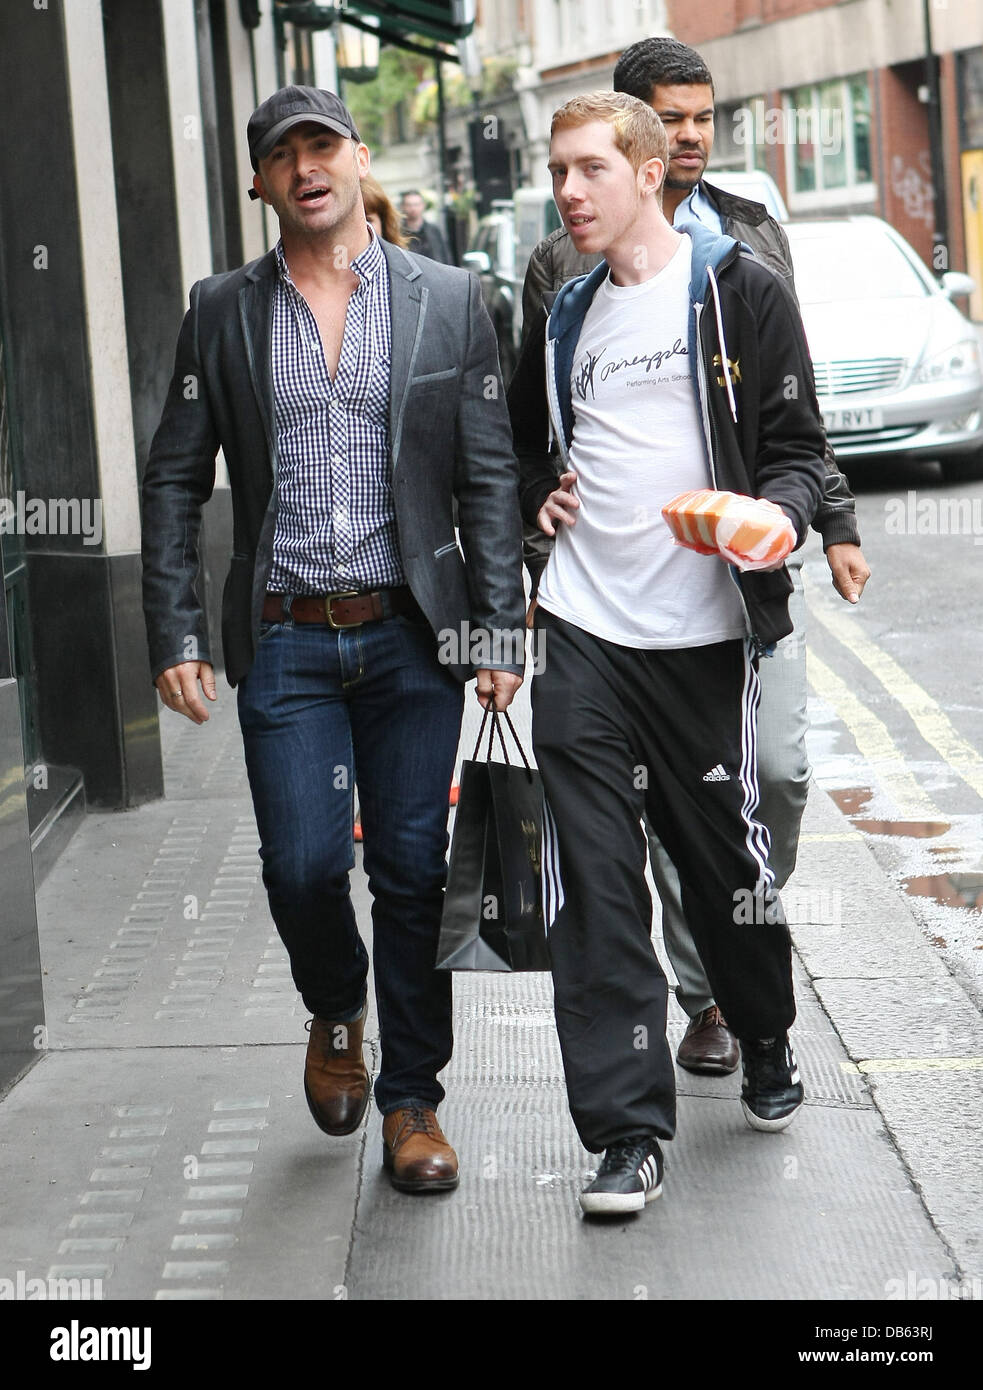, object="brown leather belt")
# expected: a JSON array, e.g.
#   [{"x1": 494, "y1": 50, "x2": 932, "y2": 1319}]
[{"x1": 262, "y1": 587, "x2": 418, "y2": 629}]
